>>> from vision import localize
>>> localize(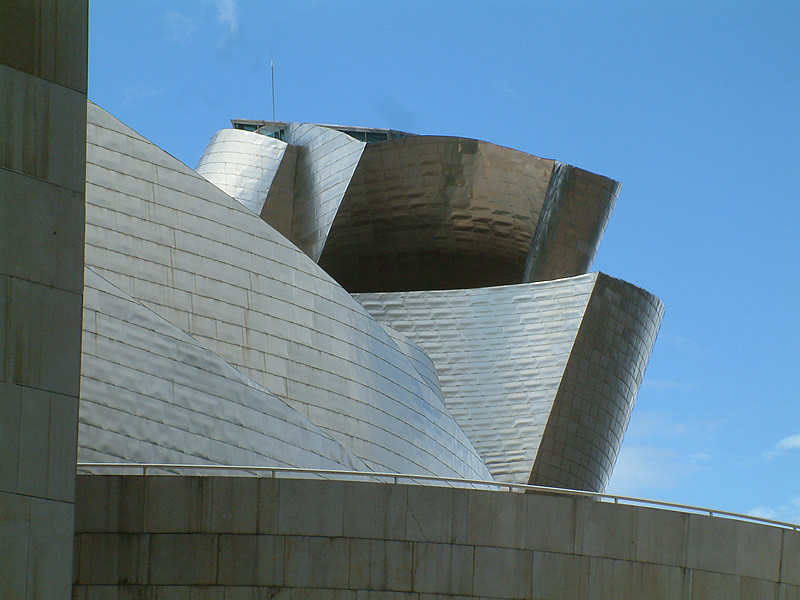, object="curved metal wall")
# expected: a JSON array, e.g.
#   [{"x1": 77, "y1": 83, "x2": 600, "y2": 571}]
[
  {"x1": 80, "y1": 268, "x2": 367, "y2": 471},
  {"x1": 356, "y1": 275, "x2": 595, "y2": 484},
  {"x1": 319, "y1": 136, "x2": 555, "y2": 292},
  {"x1": 84, "y1": 103, "x2": 490, "y2": 481},
  {"x1": 523, "y1": 162, "x2": 620, "y2": 283},
  {"x1": 283, "y1": 123, "x2": 365, "y2": 262},
  {"x1": 194, "y1": 128, "x2": 287, "y2": 216},
  {"x1": 356, "y1": 274, "x2": 663, "y2": 491},
  {"x1": 530, "y1": 273, "x2": 664, "y2": 491}
]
